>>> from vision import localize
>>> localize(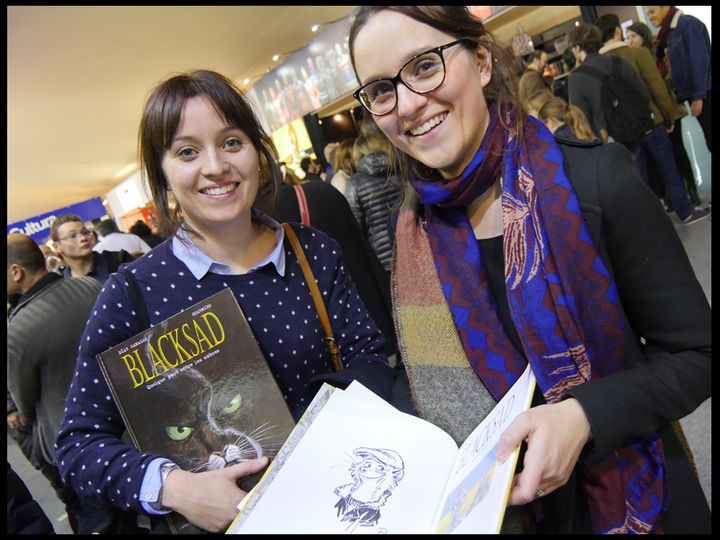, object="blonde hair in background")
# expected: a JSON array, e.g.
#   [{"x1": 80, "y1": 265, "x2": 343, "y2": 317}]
[
  {"x1": 332, "y1": 139, "x2": 357, "y2": 177},
  {"x1": 352, "y1": 129, "x2": 393, "y2": 166},
  {"x1": 526, "y1": 90, "x2": 597, "y2": 141}
]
